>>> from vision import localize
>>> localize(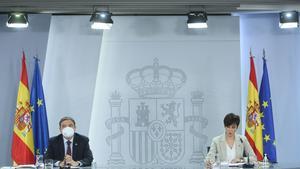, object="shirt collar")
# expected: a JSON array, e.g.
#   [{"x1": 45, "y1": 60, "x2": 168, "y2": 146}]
[
  {"x1": 222, "y1": 132, "x2": 237, "y2": 141},
  {"x1": 63, "y1": 136, "x2": 74, "y2": 143}
]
